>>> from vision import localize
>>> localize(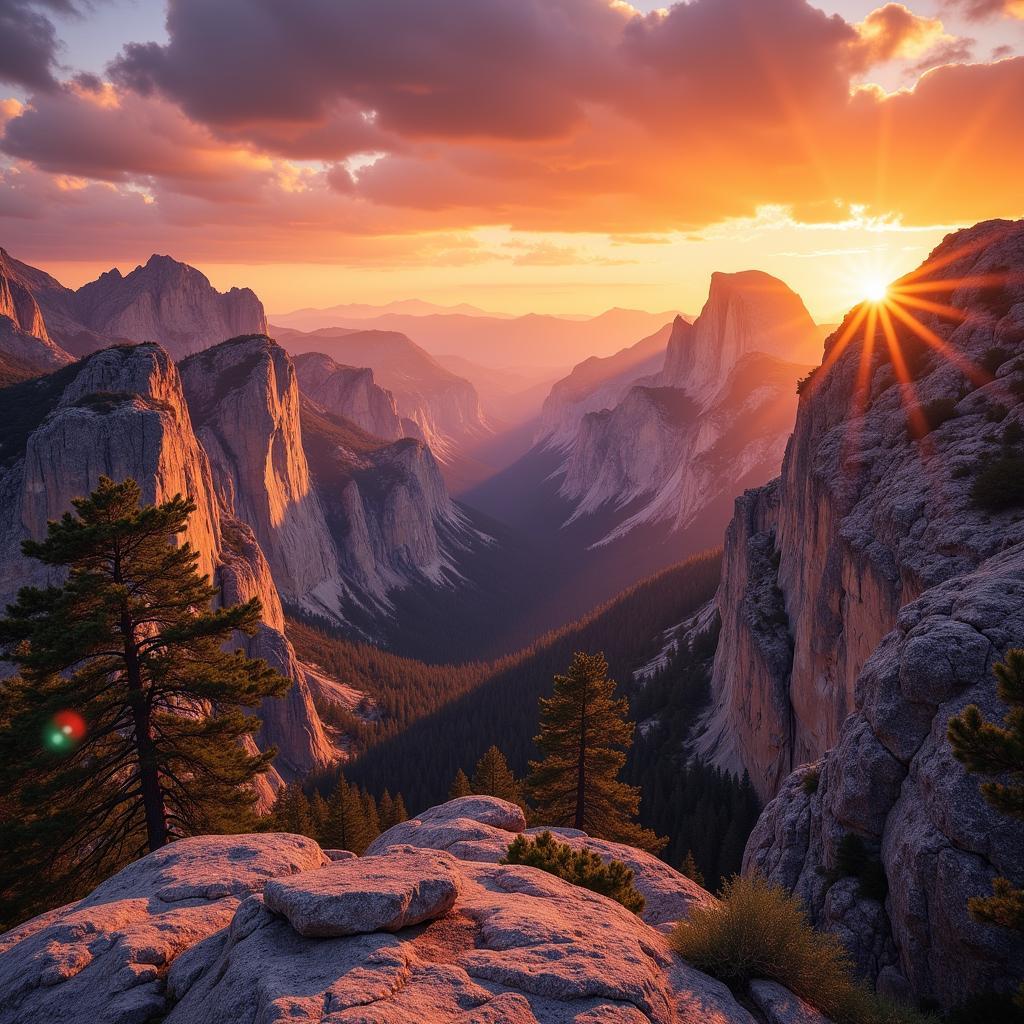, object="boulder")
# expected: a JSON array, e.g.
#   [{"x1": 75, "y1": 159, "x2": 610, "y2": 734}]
[
  {"x1": 0, "y1": 834, "x2": 328, "y2": 1024},
  {"x1": 263, "y1": 847, "x2": 463, "y2": 937},
  {"x1": 750, "y1": 980, "x2": 834, "y2": 1024}
]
